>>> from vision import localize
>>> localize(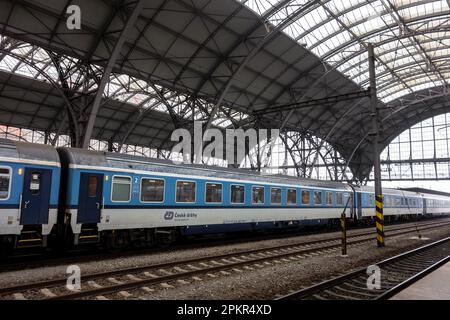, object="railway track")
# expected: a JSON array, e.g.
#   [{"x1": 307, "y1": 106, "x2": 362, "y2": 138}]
[
  {"x1": 1, "y1": 217, "x2": 448, "y2": 273},
  {"x1": 277, "y1": 237, "x2": 450, "y2": 300},
  {"x1": 1, "y1": 219, "x2": 450, "y2": 300}
]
